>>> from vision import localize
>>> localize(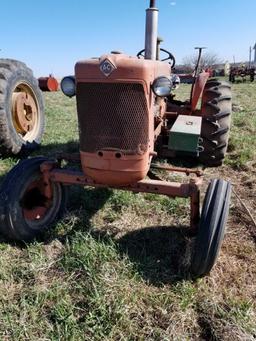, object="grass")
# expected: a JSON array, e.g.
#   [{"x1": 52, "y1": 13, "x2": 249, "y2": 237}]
[
  {"x1": 0, "y1": 81, "x2": 256, "y2": 340},
  {"x1": 227, "y1": 82, "x2": 256, "y2": 169}
]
